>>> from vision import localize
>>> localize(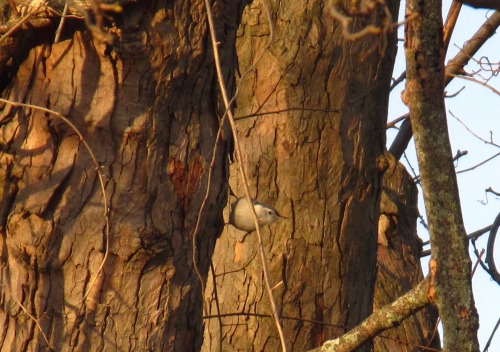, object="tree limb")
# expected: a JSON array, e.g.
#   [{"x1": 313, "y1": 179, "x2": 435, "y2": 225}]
[
  {"x1": 308, "y1": 277, "x2": 431, "y2": 352},
  {"x1": 484, "y1": 212, "x2": 500, "y2": 284},
  {"x1": 389, "y1": 11, "x2": 500, "y2": 160}
]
